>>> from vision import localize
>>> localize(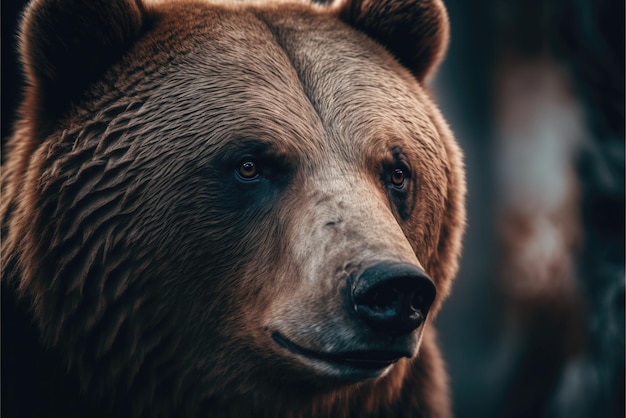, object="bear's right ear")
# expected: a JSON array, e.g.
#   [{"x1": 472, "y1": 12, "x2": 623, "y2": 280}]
[
  {"x1": 338, "y1": 0, "x2": 449, "y2": 83},
  {"x1": 19, "y1": 0, "x2": 144, "y2": 117}
]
